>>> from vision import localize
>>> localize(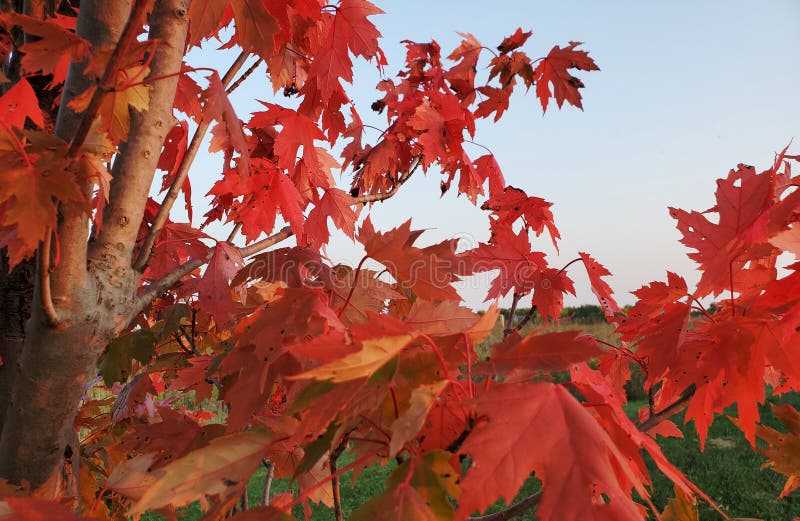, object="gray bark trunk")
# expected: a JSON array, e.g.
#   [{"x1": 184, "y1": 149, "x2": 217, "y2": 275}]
[{"x1": 0, "y1": 0, "x2": 191, "y2": 493}]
